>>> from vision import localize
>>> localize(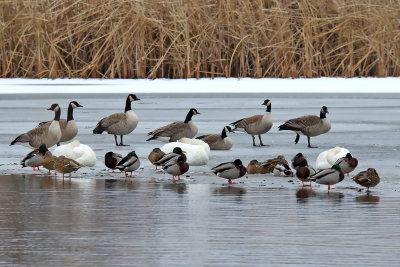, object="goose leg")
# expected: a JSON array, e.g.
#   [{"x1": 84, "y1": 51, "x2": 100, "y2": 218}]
[
  {"x1": 252, "y1": 135, "x2": 256, "y2": 146},
  {"x1": 307, "y1": 136, "x2": 317, "y2": 148},
  {"x1": 114, "y1": 135, "x2": 119, "y2": 146},
  {"x1": 258, "y1": 135, "x2": 267, "y2": 146},
  {"x1": 119, "y1": 135, "x2": 129, "y2": 146},
  {"x1": 294, "y1": 133, "x2": 300, "y2": 144}
]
